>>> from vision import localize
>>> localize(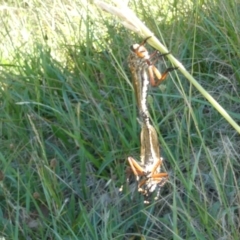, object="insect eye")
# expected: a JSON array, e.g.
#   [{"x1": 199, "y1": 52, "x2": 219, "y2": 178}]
[{"x1": 130, "y1": 46, "x2": 135, "y2": 51}]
